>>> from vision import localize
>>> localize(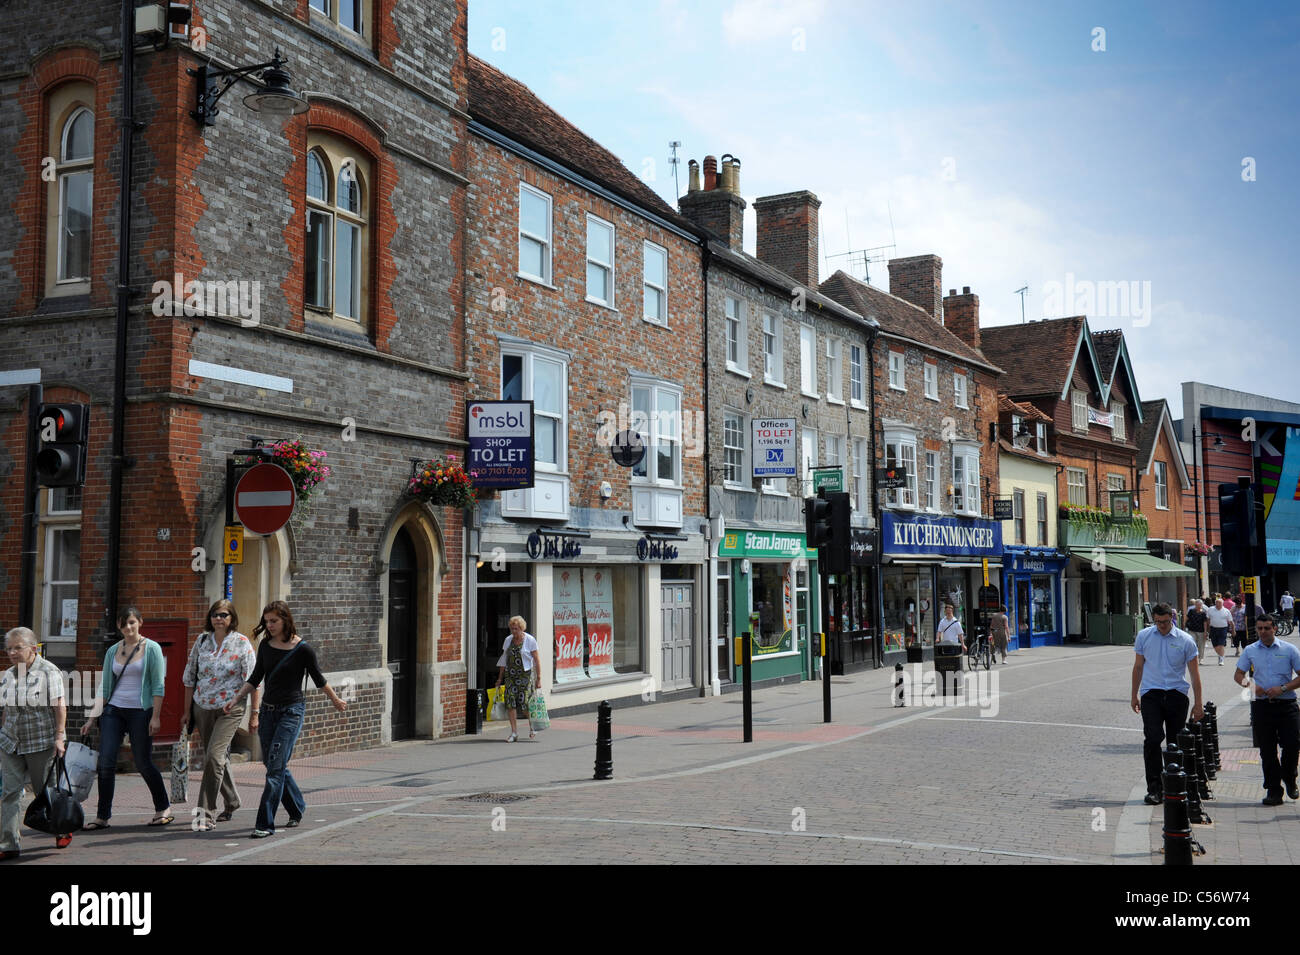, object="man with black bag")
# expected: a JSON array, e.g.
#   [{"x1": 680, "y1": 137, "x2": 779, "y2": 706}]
[{"x1": 0, "y1": 627, "x2": 72, "y2": 859}]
